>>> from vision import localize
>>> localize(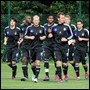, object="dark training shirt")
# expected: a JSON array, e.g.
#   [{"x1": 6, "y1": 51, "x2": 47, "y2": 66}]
[
  {"x1": 24, "y1": 24, "x2": 46, "y2": 49},
  {"x1": 52, "y1": 23, "x2": 73, "y2": 46},
  {"x1": 4, "y1": 26, "x2": 20, "y2": 48}
]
